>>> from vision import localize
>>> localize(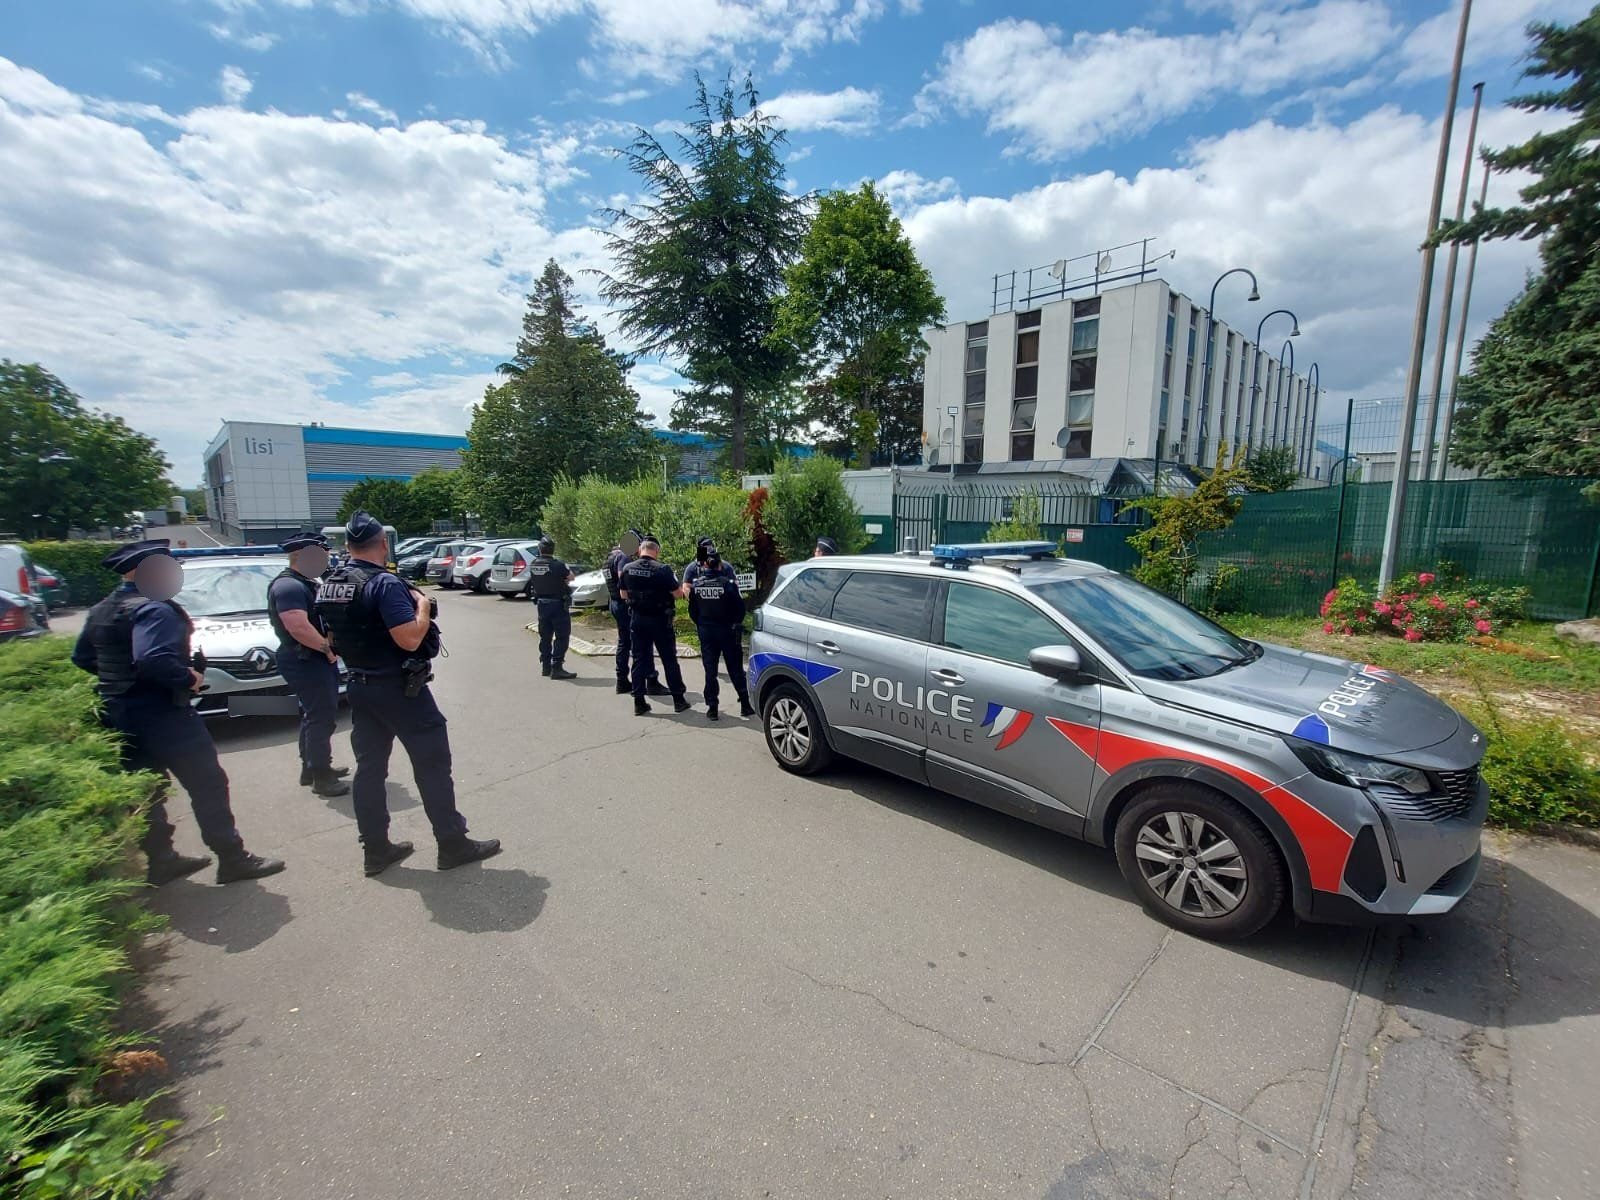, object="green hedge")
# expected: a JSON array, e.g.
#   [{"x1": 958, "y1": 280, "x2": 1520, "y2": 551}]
[
  {"x1": 20, "y1": 543, "x2": 122, "y2": 609},
  {"x1": 0, "y1": 638, "x2": 172, "y2": 1198}
]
